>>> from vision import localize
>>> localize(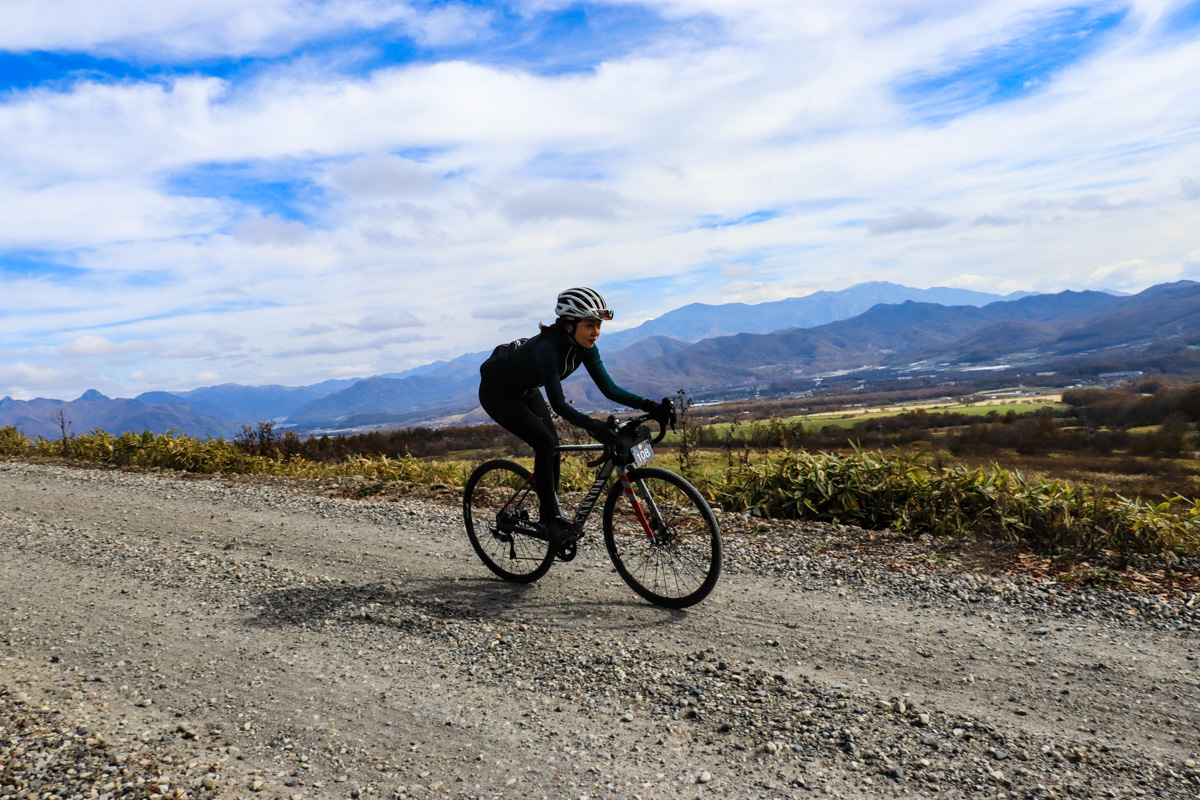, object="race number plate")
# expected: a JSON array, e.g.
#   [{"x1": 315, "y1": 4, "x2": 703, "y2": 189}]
[{"x1": 631, "y1": 438, "x2": 655, "y2": 467}]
